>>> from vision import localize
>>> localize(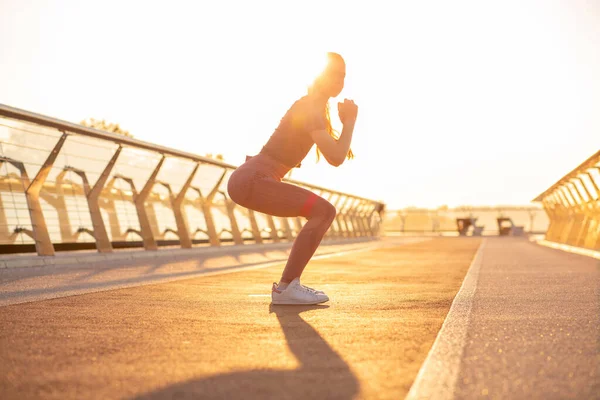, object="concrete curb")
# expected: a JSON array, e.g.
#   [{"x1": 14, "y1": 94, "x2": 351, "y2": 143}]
[
  {"x1": 0, "y1": 237, "x2": 381, "y2": 269},
  {"x1": 533, "y1": 238, "x2": 600, "y2": 260},
  {"x1": 405, "y1": 239, "x2": 487, "y2": 400}
]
